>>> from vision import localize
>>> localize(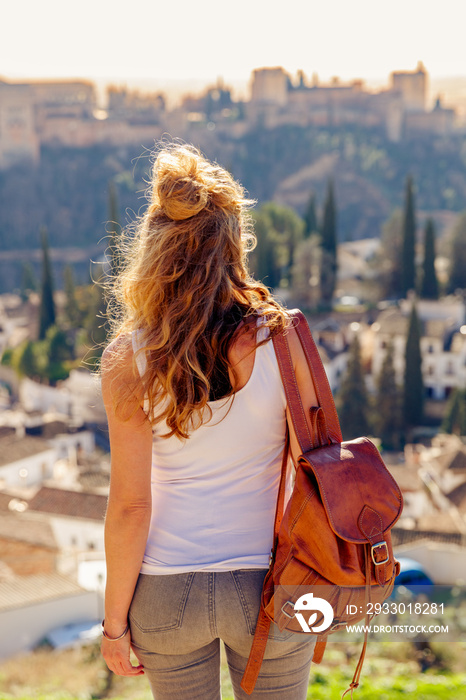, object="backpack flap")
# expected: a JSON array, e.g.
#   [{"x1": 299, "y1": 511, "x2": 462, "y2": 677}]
[{"x1": 300, "y1": 436, "x2": 403, "y2": 546}]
